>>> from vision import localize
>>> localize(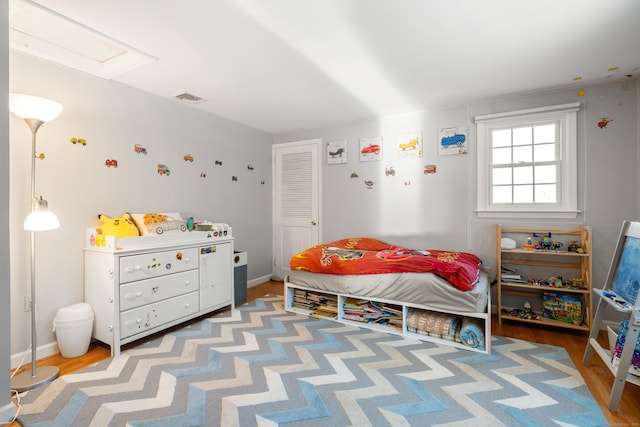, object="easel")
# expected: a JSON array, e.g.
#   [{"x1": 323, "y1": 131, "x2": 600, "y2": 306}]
[{"x1": 582, "y1": 221, "x2": 640, "y2": 411}]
